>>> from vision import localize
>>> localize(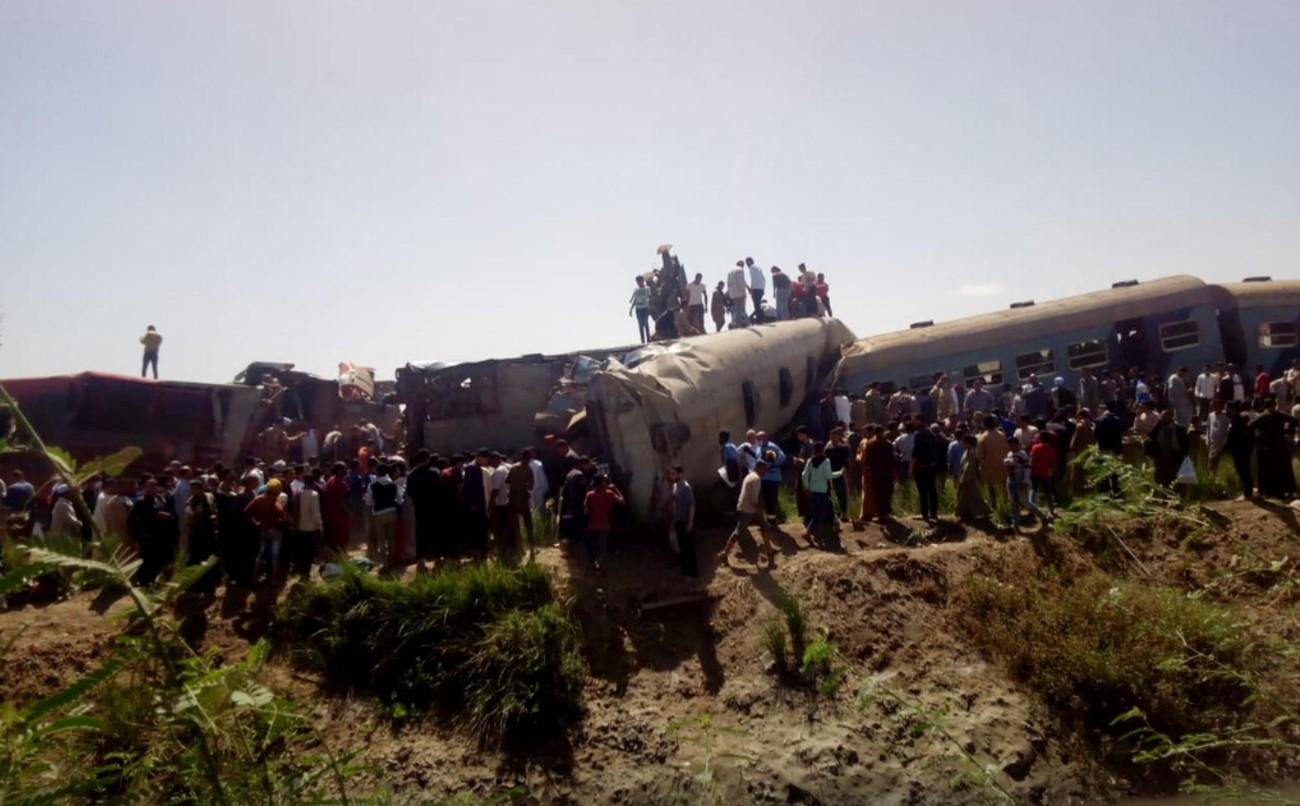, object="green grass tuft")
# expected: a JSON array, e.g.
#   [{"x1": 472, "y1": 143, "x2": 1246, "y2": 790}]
[{"x1": 276, "y1": 561, "x2": 587, "y2": 746}]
